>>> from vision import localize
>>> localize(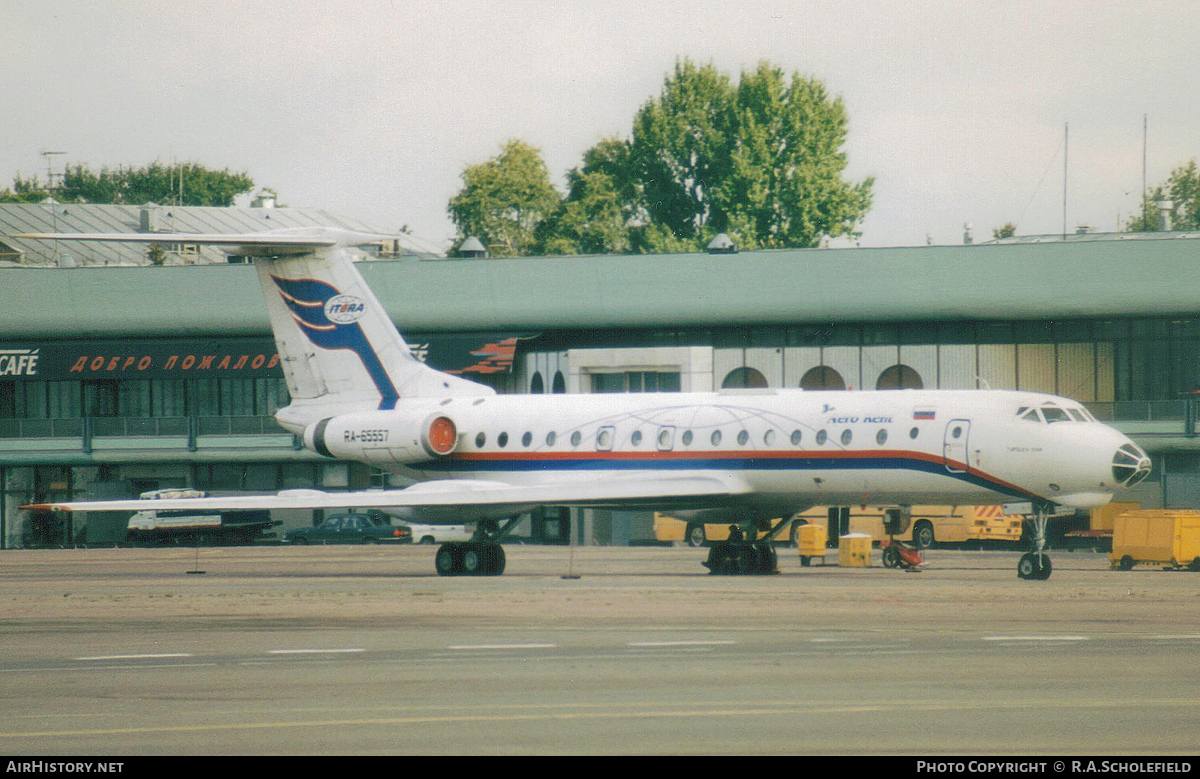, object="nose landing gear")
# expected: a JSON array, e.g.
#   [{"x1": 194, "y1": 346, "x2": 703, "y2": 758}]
[{"x1": 1018, "y1": 504, "x2": 1054, "y2": 580}]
